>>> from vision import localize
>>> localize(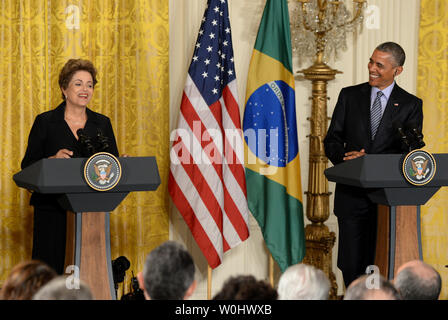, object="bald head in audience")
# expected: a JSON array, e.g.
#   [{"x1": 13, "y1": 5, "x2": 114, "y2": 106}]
[
  {"x1": 33, "y1": 276, "x2": 93, "y2": 300},
  {"x1": 394, "y1": 260, "x2": 441, "y2": 300},
  {"x1": 344, "y1": 274, "x2": 401, "y2": 300}
]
